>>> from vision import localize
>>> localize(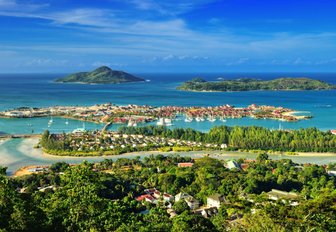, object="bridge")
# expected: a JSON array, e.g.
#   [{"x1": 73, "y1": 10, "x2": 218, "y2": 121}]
[{"x1": 101, "y1": 122, "x2": 112, "y2": 132}]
